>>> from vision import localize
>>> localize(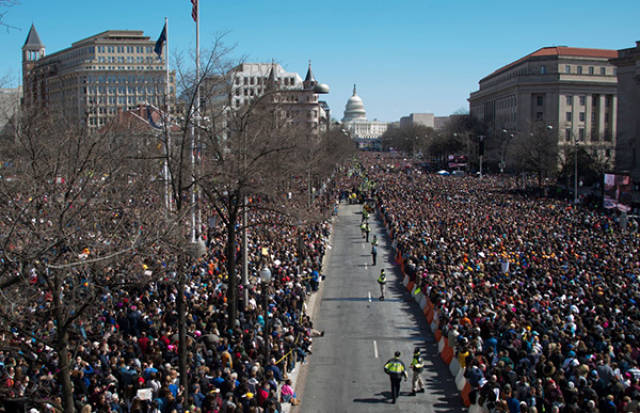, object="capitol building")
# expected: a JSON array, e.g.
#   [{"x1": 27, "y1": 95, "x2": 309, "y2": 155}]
[{"x1": 341, "y1": 85, "x2": 387, "y2": 148}]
